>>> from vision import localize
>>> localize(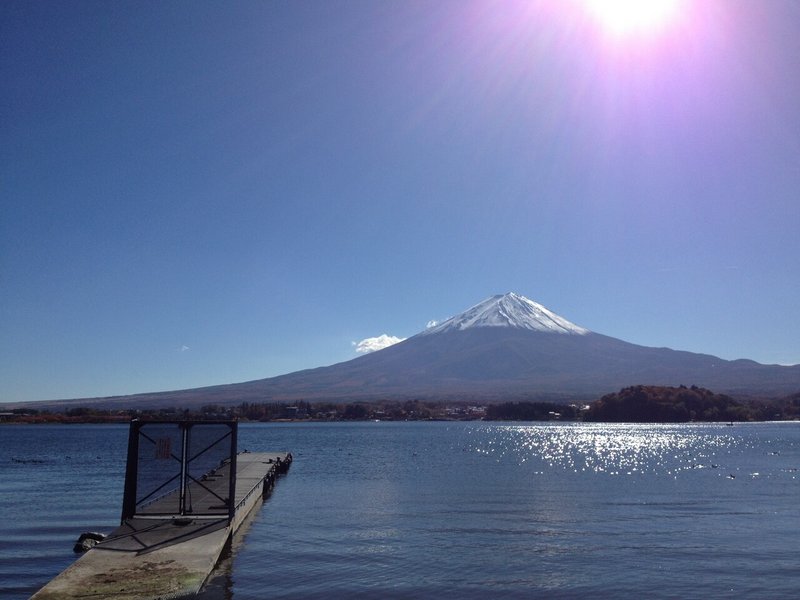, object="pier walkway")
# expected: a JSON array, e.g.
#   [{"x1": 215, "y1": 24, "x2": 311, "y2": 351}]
[{"x1": 32, "y1": 421, "x2": 290, "y2": 599}]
